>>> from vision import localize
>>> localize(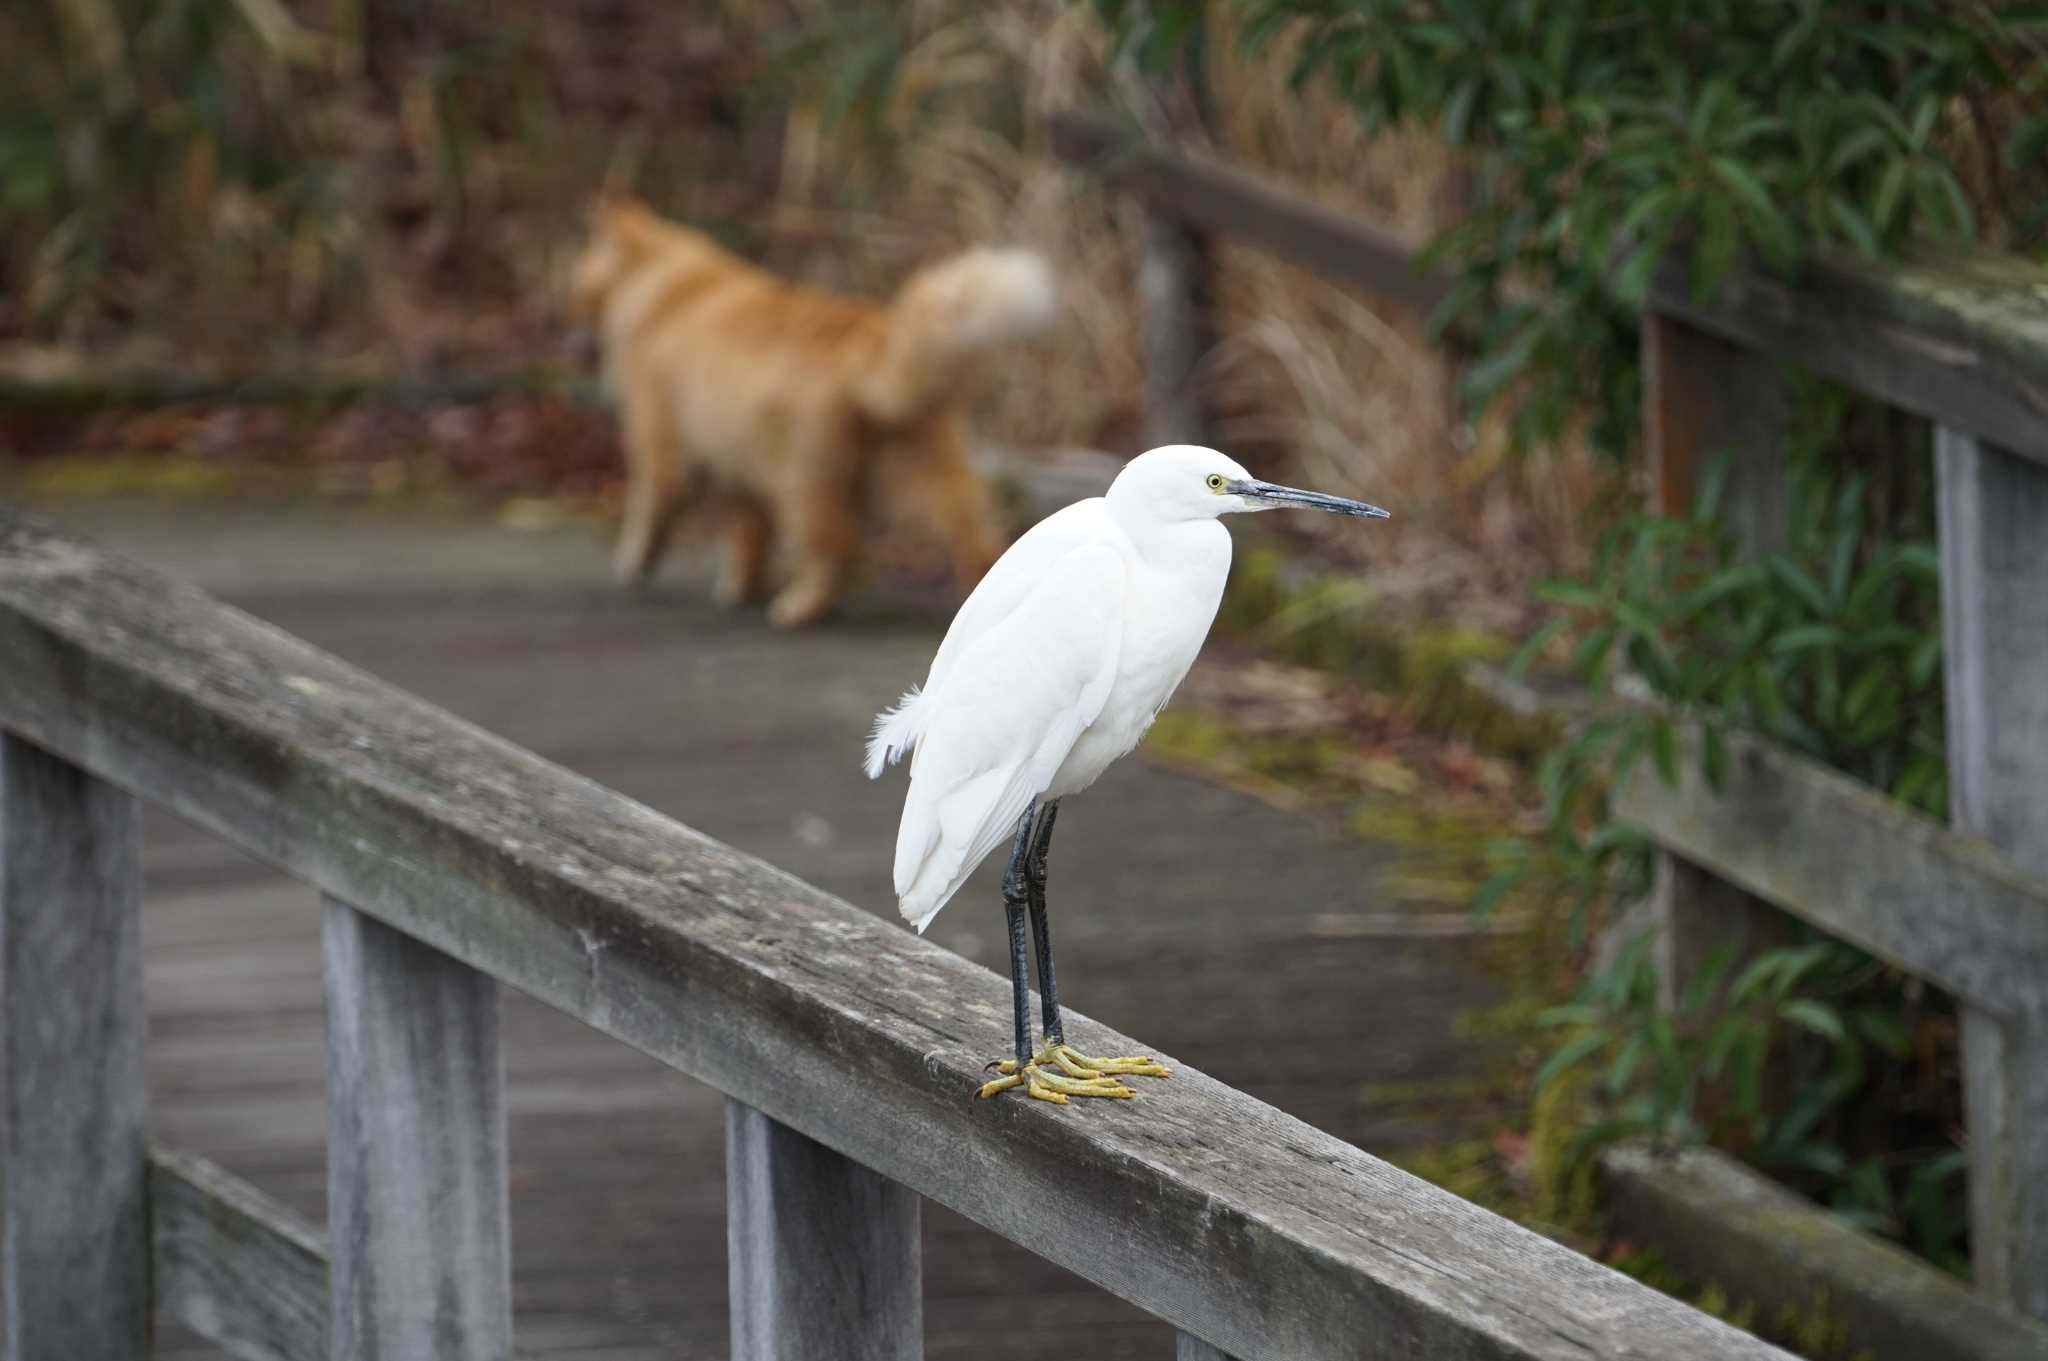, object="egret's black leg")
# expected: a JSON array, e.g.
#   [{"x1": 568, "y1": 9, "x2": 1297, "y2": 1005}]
[
  {"x1": 976, "y1": 801, "x2": 1139, "y2": 1103},
  {"x1": 1018, "y1": 800, "x2": 1173, "y2": 1089},
  {"x1": 1025, "y1": 801, "x2": 1065, "y2": 1045},
  {"x1": 999, "y1": 802, "x2": 1038, "y2": 1071}
]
